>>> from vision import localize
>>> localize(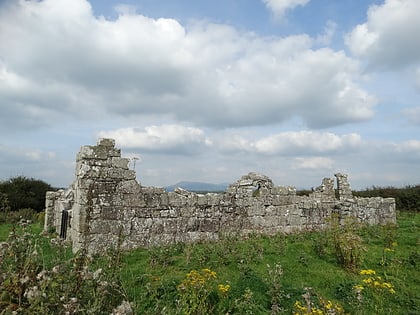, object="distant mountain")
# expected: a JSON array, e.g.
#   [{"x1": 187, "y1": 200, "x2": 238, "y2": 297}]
[{"x1": 165, "y1": 181, "x2": 228, "y2": 193}]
